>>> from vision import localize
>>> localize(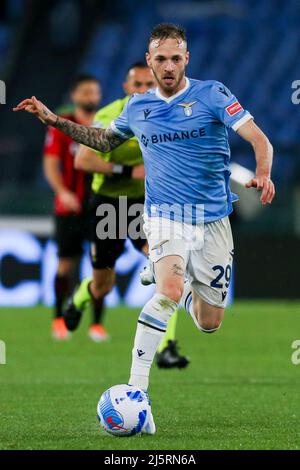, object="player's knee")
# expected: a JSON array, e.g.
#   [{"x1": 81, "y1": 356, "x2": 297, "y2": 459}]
[
  {"x1": 159, "y1": 282, "x2": 183, "y2": 303},
  {"x1": 198, "y1": 318, "x2": 222, "y2": 333}
]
